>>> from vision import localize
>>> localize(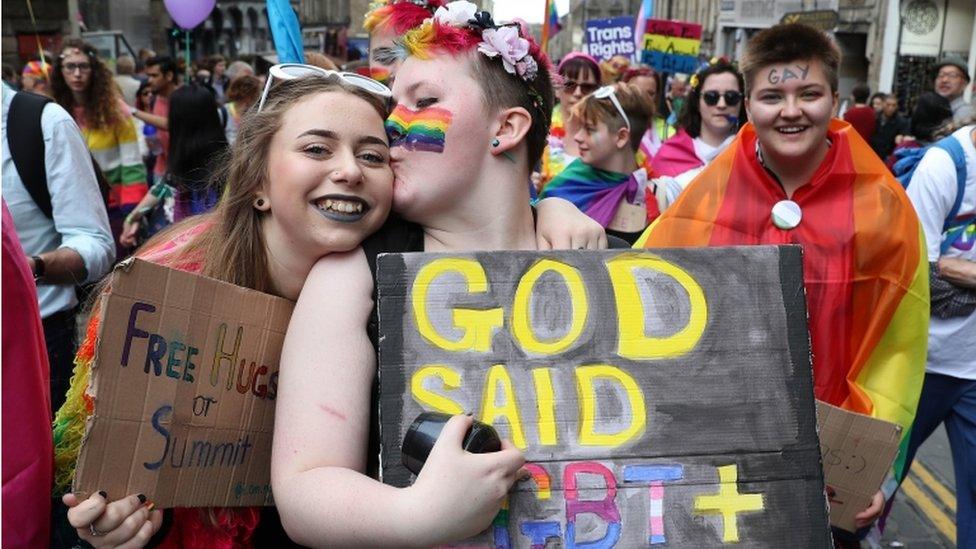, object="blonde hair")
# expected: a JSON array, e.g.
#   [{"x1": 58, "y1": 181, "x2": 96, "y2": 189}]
[{"x1": 571, "y1": 82, "x2": 654, "y2": 152}]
